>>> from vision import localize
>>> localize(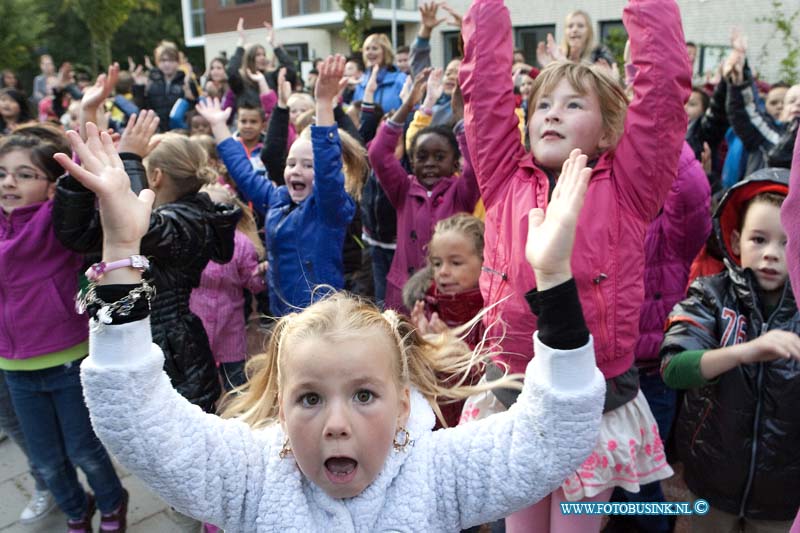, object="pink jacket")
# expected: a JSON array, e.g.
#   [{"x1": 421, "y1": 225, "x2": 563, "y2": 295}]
[
  {"x1": 782, "y1": 128, "x2": 800, "y2": 309},
  {"x1": 460, "y1": 0, "x2": 691, "y2": 378},
  {"x1": 189, "y1": 231, "x2": 266, "y2": 364},
  {"x1": 368, "y1": 121, "x2": 480, "y2": 312}
]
